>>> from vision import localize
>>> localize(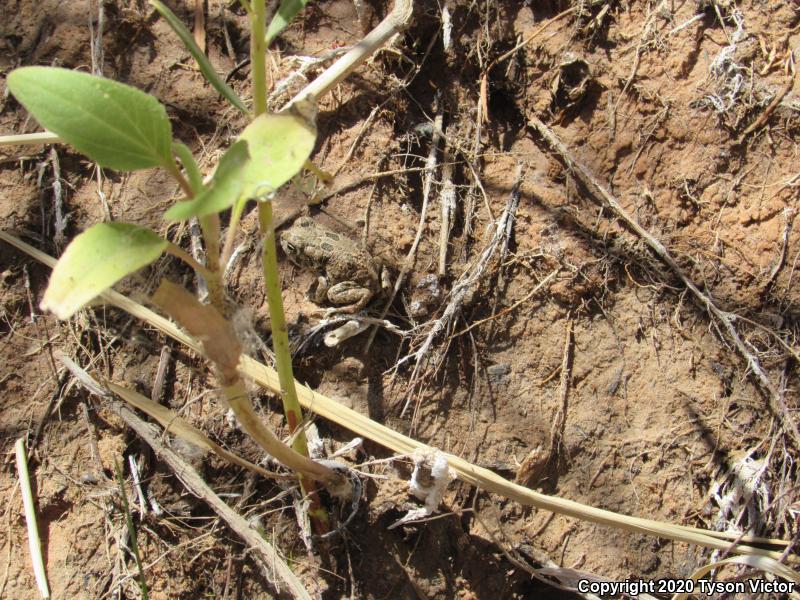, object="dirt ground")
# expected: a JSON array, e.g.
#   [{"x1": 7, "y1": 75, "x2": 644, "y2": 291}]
[{"x1": 1, "y1": 0, "x2": 800, "y2": 598}]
